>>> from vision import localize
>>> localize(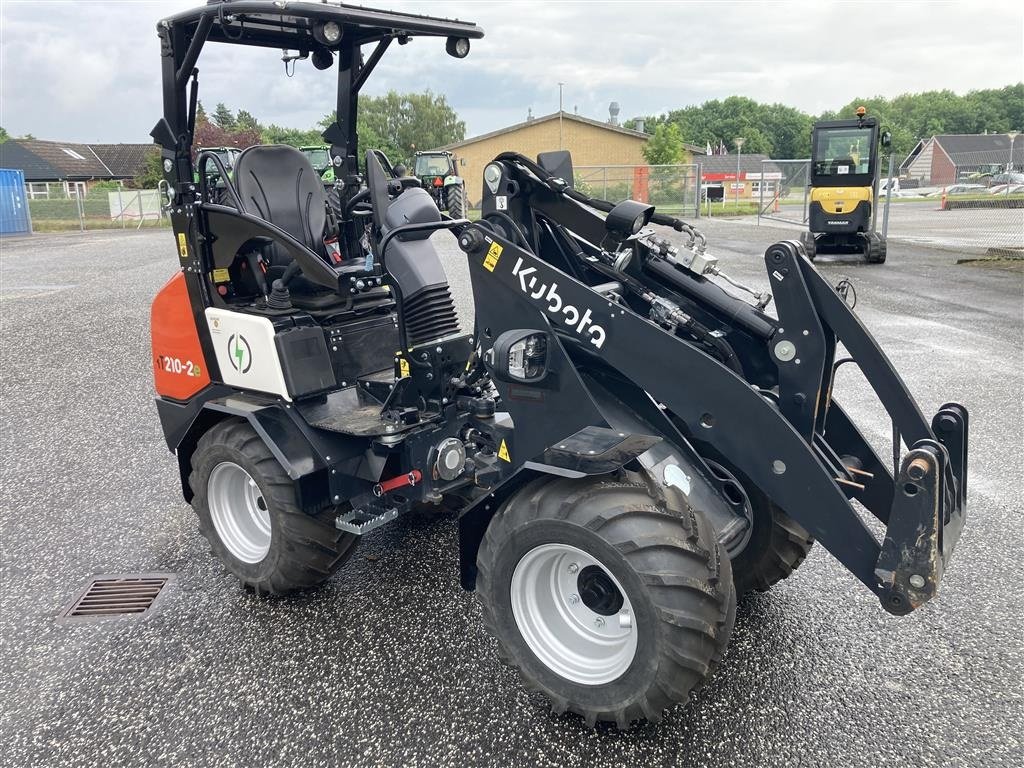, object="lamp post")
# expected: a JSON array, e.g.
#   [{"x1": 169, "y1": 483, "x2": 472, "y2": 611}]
[
  {"x1": 558, "y1": 82, "x2": 565, "y2": 149},
  {"x1": 1006, "y1": 131, "x2": 1019, "y2": 196},
  {"x1": 734, "y1": 137, "x2": 745, "y2": 208}
]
